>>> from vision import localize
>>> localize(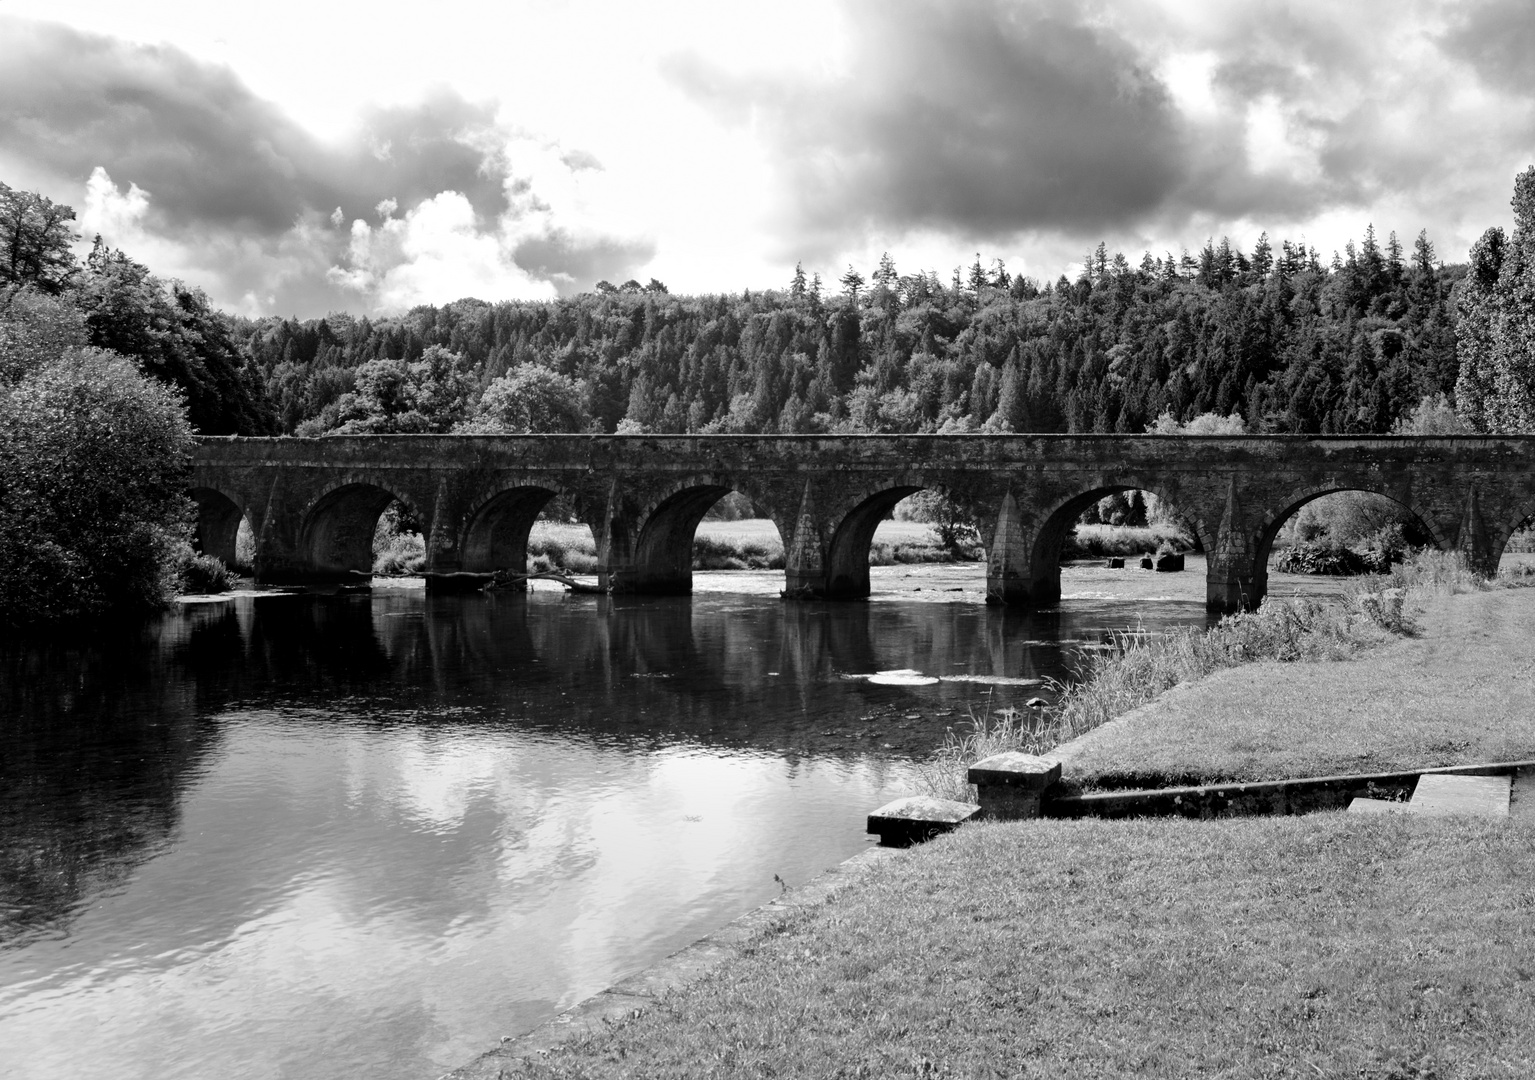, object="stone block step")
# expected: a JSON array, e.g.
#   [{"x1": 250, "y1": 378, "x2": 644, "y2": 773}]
[
  {"x1": 866, "y1": 796, "x2": 979, "y2": 847},
  {"x1": 1408, "y1": 773, "x2": 1510, "y2": 817}
]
